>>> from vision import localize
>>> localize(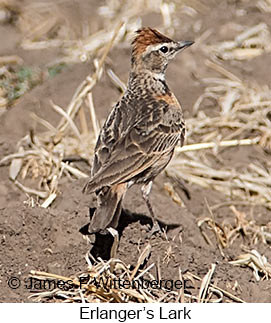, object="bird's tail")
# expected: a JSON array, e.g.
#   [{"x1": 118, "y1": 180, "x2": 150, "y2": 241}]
[{"x1": 89, "y1": 183, "x2": 127, "y2": 234}]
